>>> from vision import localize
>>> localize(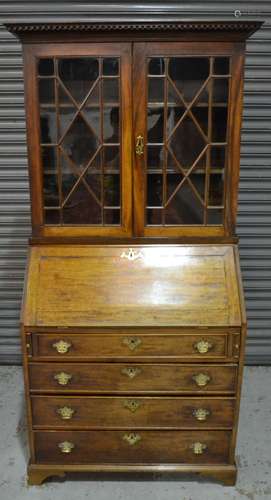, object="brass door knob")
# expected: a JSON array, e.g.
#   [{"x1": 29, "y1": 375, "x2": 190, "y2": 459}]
[
  {"x1": 57, "y1": 406, "x2": 75, "y2": 420},
  {"x1": 122, "y1": 336, "x2": 142, "y2": 351},
  {"x1": 54, "y1": 371, "x2": 73, "y2": 386},
  {"x1": 192, "y1": 373, "x2": 211, "y2": 387},
  {"x1": 52, "y1": 339, "x2": 72, "y2": 354},
  {"x1": 192, "y1": 408, "x2": 211, "y2": 421},
  {"x1": 190, "y1": 442, "x2": 207, "y2": 455},
  {"x1": 123, "y1": 433, "x2": 141, "y2": 446},
  {"x1": 194, "y1": 339, "x2": 213, "y2": 354},
  {"x1": 58, "y1": 441, "x2": 75, "y2": 454},
  {"x1": 121, "y1": 367, "x2": 142, "y2": 379}
]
